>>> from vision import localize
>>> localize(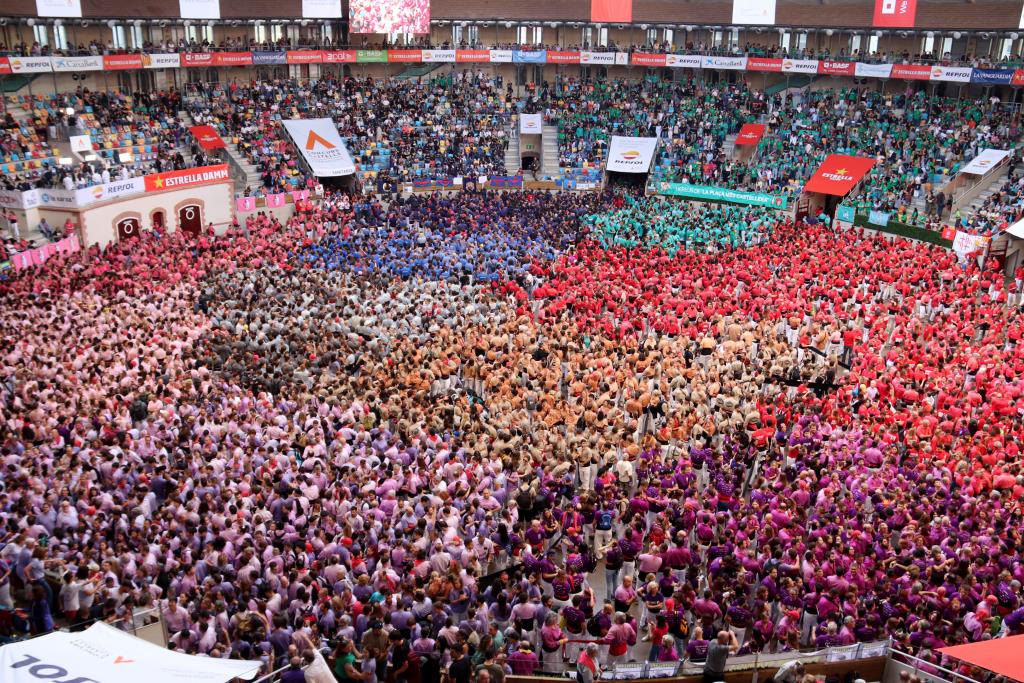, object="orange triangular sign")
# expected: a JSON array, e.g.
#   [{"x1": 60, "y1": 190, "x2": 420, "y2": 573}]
[
  {"x1": 114, "y1": 656, "x2": 134, "y2": 664},
  {"x1": 305, "y1": 130, "x2": 334, "y2": 150}
]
